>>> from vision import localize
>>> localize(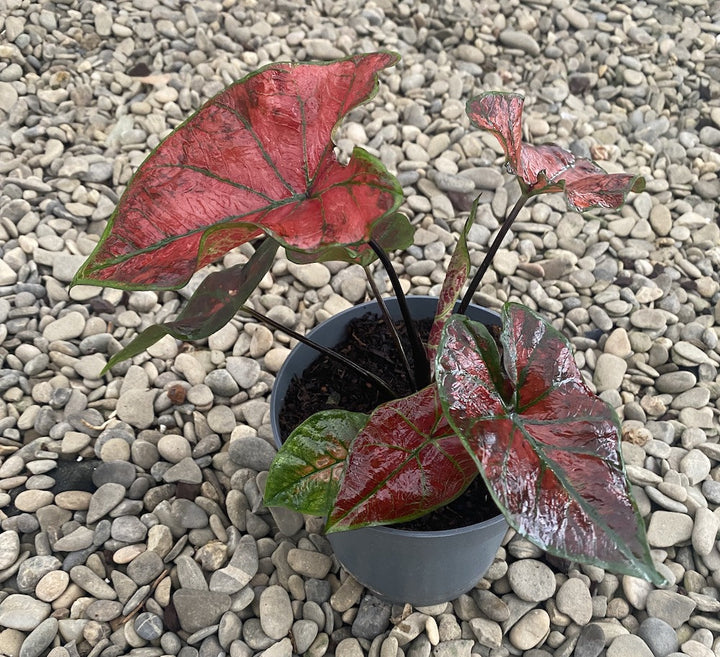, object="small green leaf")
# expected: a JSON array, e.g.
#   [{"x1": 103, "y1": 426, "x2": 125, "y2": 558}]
[
  {"x1": 264, "y1": 410, "x2": 368, "y2": 516},
  {"x1": 104, "y1": 238, "x2": 278, "y2": 372}
]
